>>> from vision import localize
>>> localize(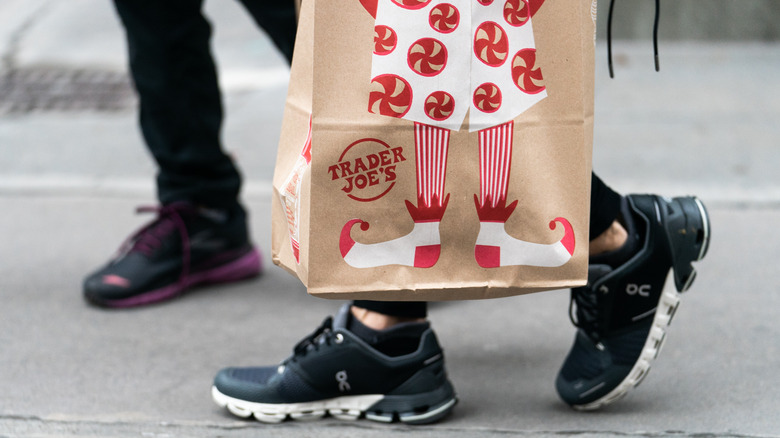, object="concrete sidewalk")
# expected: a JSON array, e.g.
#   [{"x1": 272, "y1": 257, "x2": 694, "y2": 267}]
[{"x1": 2, "y1": 1, "x2": 780, "y2": 437}]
